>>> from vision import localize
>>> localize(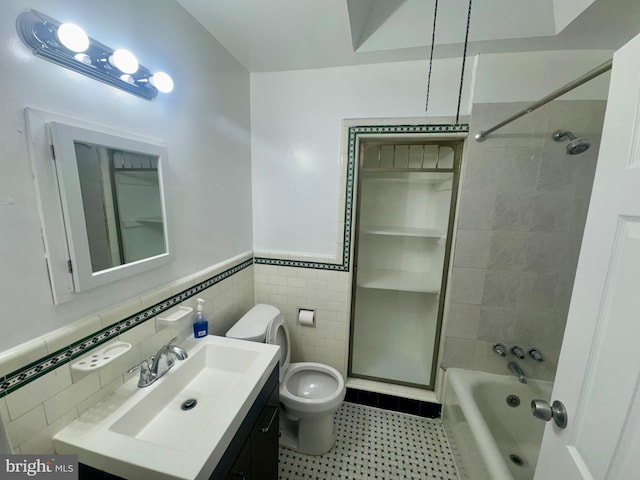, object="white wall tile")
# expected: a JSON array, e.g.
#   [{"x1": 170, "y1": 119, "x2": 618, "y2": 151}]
[
  {"x1": 140, "y1": 286, "x2": 171, "y2": 308},
  {"x1": 255, "y1": 264, "x2": 350, "y2": 378},
  {"x1": 43, "y1": 373, "x2": 100, "y2": 424},
  {"x1": 18, "y1": 409, "x2": 78, "y2": 455},
  {"x1": 0, "y1": 339, "x2": 48, "y2": 378},
  {"x1": 139, "y1": 328, "x2": 174, "y2": 359},
  {"x1": 5, "y1": 406, "x2": 47, "y2": 448},
  {"x1": 0, "y1": 399, "x2": 9, "y2": 425},
  {"x1": 118, "y1": 321, "x2": 156, "y2": 347},
  {"x1": 442, "y1": 100, "x2": 606, "y2": 381},
  {"x1": 46, "y1": 321, "x2": 107, "y2": 357},
  {"x1": 77, "y1": 377, "x2": 124, "y2": 415},
  {"x1": 5, "y1": 367, "x2": 72, "y2": 420}
]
